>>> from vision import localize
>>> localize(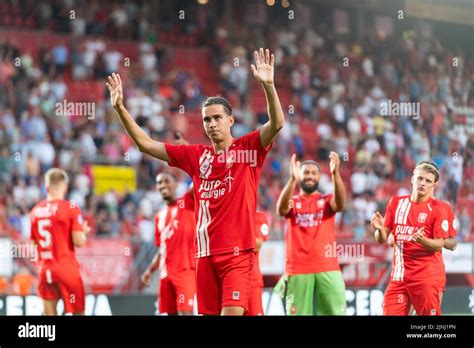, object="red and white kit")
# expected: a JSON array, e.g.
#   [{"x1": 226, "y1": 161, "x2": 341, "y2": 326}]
[
  {"x1": 30, "y1": 199, "x2": 86, "y2": 313},
  {"x1": 382, "y1": 195, "x2": 449, "y2": 315},
  {"x1": 154, "y1": 192, "x2": 196, "y2": 314},
  {"x1": 165, "y1": 129, "x2": 272, "y2": 314}
]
